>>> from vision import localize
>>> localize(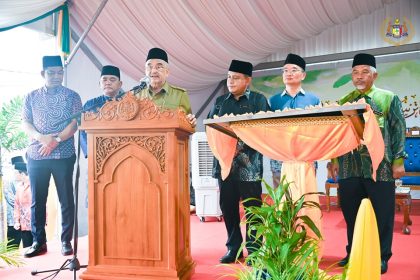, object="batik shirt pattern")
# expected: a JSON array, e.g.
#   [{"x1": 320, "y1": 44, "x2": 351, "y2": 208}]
[
  {"x1": 22, "y1": 85, "x2": 82, "y2": 160},
  {"x1": 208, "y1": 91, "x2": 270, "y2": 181},
  {"x1": 337, "y1": 85, "x2": 406, "y2": 182}
]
